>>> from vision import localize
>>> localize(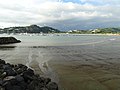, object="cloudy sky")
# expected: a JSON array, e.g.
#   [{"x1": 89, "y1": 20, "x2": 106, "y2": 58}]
[{"x1": 0, "y1": 0, "x2": 120, "y2": 30}]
